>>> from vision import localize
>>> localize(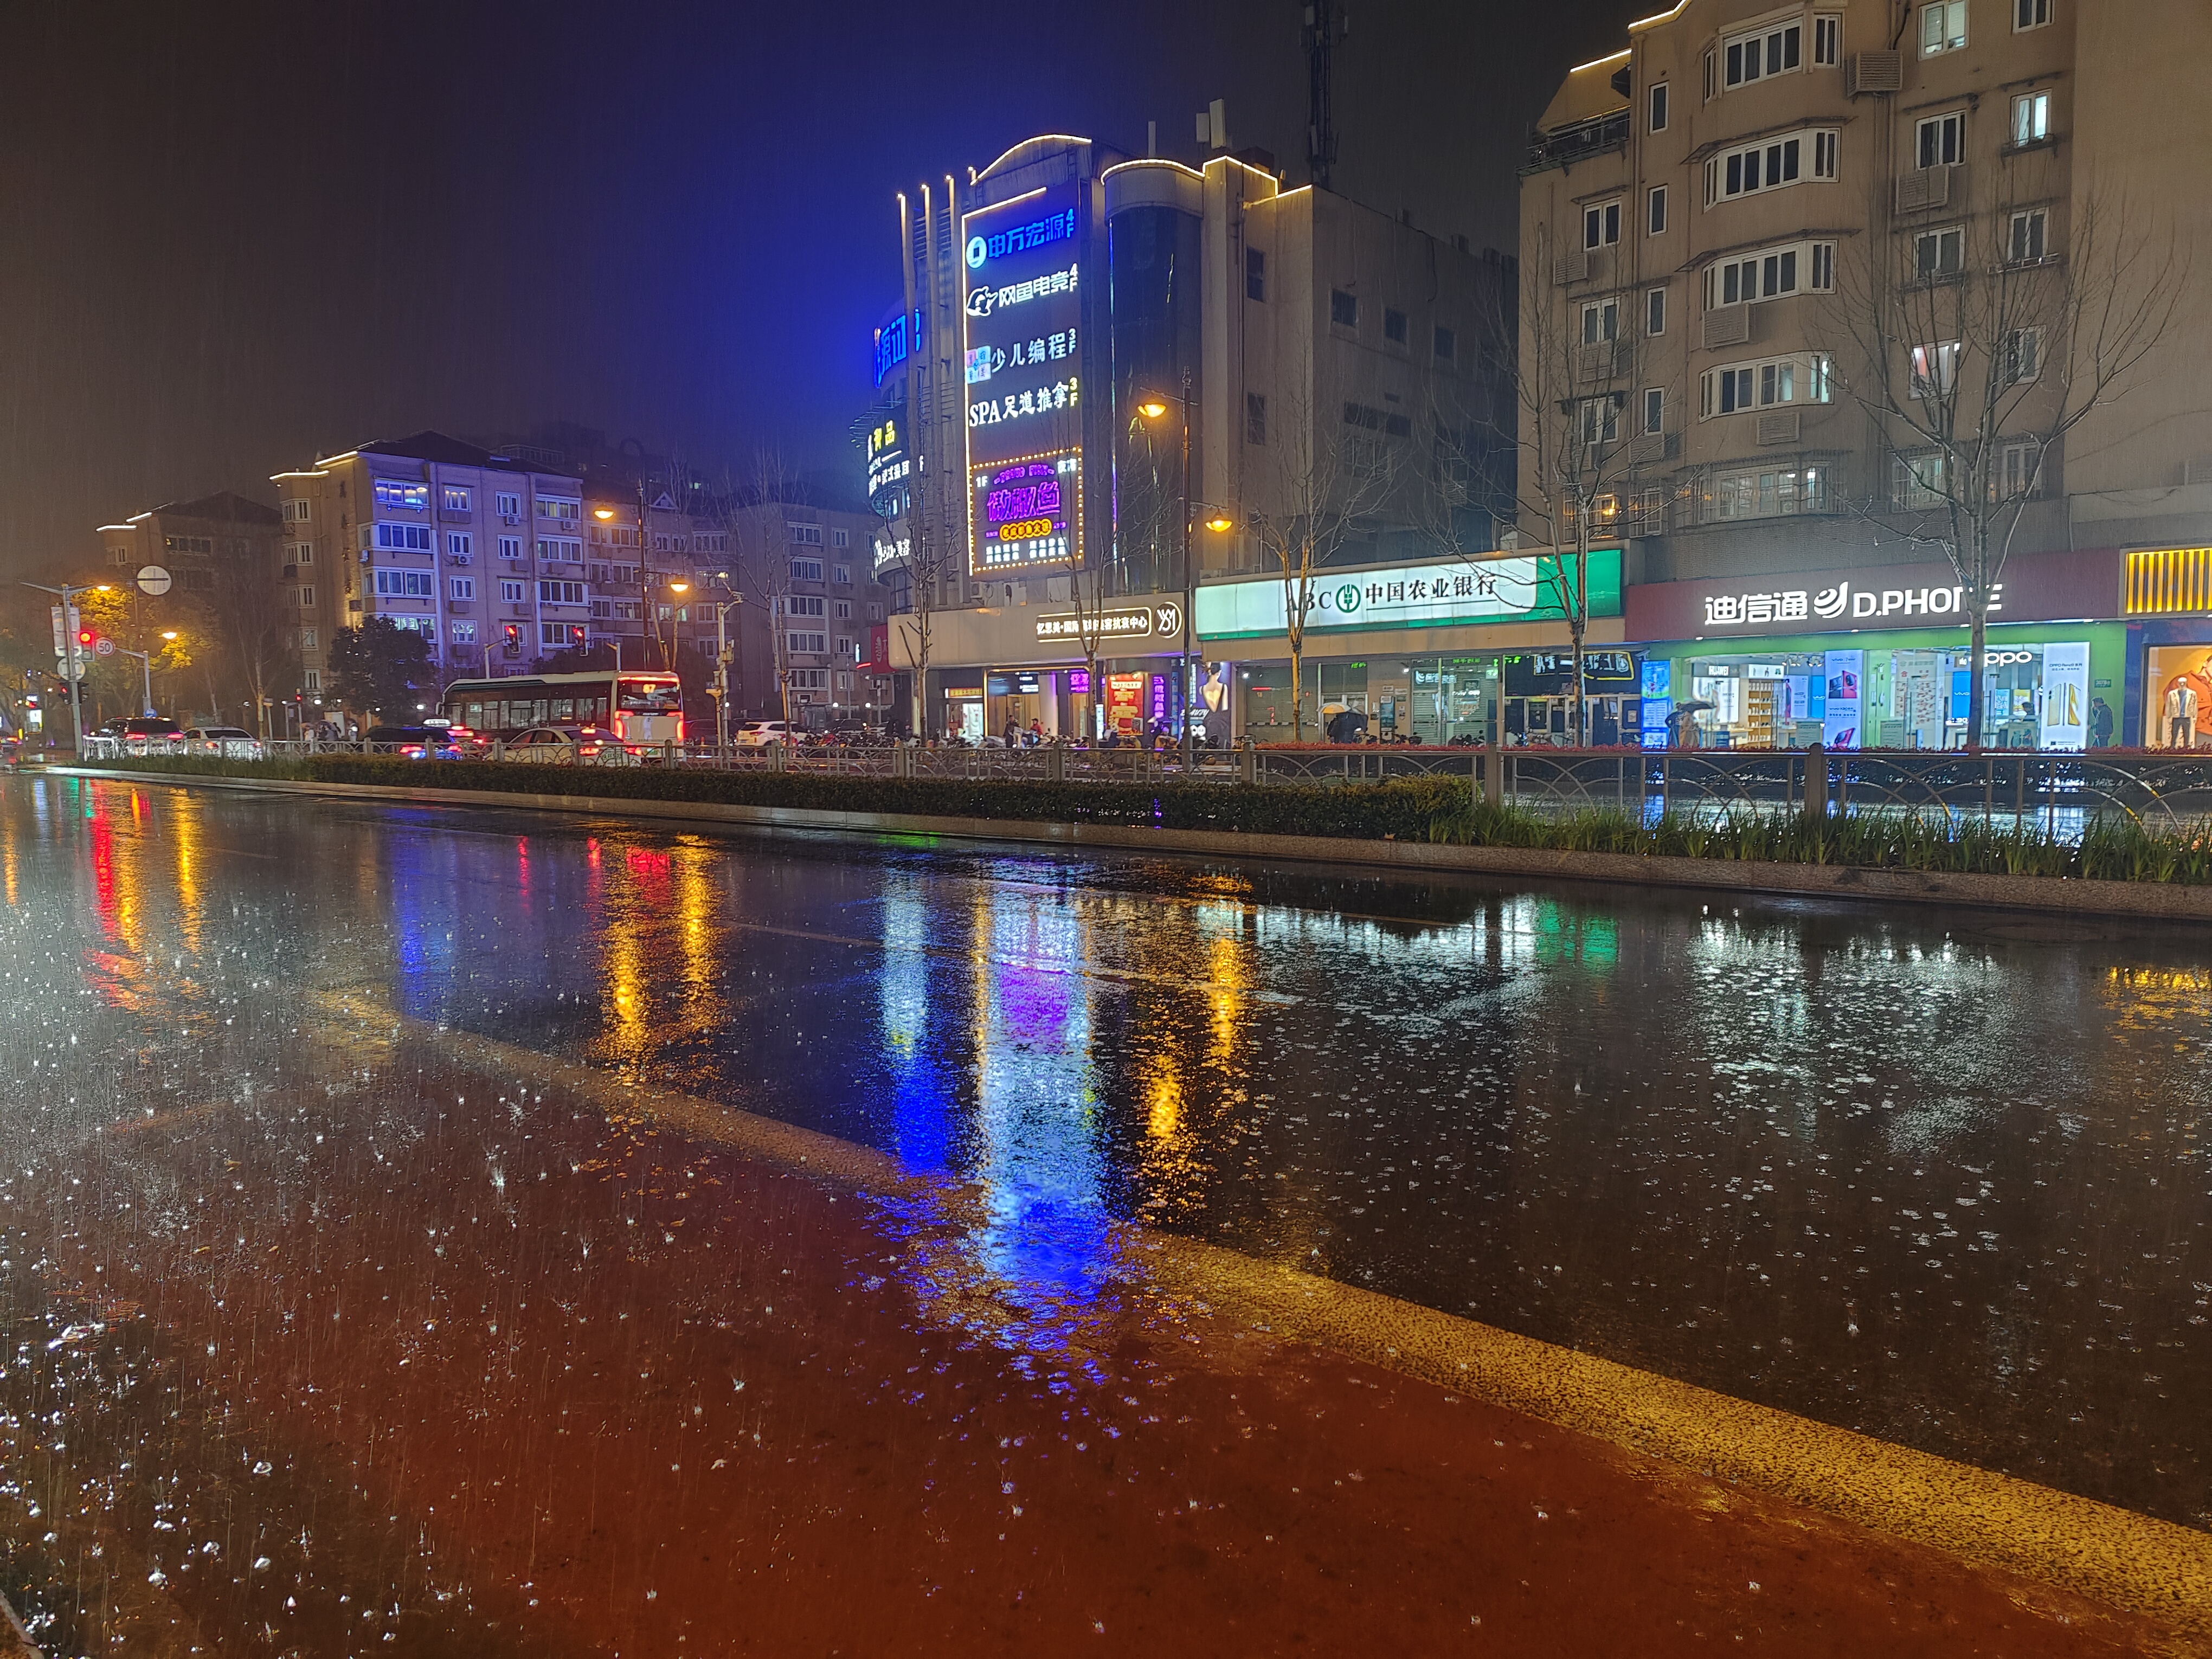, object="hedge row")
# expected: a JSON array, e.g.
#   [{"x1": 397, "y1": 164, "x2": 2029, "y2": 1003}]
[{"x1": 72, "y1": 755, "x2": 1462, "y2": 841}]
